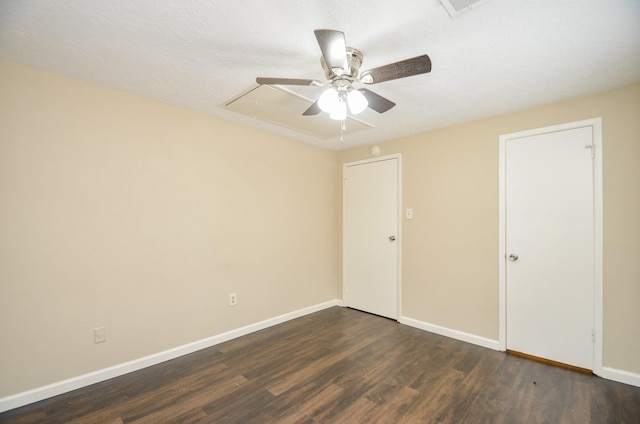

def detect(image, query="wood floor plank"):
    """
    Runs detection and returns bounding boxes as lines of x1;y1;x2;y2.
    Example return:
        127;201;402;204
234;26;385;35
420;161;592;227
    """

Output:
266;334;374;397
275;383;345;423
1;307;639;423
325;396;377;423
363;386;422;423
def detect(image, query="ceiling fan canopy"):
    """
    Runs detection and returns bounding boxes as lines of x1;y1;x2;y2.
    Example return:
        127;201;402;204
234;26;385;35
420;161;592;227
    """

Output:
256;29;432;120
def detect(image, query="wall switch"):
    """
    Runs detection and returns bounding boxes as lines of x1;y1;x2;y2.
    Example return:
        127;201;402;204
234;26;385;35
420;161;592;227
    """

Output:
94;327;106;344
229;293;237;306
406;208;413;219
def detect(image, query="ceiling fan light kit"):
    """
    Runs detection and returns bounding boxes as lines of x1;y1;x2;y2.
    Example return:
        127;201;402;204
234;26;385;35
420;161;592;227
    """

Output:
256;29;432;123
318;83;369;120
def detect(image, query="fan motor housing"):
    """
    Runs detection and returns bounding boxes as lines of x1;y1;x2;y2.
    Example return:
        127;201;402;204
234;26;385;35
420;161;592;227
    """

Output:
321;47;363;80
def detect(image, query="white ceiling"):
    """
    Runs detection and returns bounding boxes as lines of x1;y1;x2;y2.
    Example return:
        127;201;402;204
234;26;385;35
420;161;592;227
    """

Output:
1;0;639;150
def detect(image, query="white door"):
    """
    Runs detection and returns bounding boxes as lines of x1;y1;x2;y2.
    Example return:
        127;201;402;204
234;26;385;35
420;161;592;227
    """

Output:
505;126;595;370
344;156;399;319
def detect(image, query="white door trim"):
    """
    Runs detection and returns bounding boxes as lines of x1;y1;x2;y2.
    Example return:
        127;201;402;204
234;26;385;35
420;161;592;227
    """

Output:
498;118;603;375
343;154;402;319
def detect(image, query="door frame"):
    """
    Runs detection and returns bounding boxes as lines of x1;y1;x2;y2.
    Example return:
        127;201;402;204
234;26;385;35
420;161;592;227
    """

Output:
343;154;402;319
498;118;603;375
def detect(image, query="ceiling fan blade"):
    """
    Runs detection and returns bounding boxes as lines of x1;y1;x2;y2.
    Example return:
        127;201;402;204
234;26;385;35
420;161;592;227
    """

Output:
302;101;321;116
314;29;349;73
359;88;396;113
360;55;432;84
256;77;321;86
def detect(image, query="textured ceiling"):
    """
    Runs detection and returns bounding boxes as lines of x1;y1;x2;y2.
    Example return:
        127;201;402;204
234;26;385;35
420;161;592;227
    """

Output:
1;0;639;150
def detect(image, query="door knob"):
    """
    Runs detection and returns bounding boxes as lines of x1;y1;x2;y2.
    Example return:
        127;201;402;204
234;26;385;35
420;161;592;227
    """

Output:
509;253;519;261
389;235;396;241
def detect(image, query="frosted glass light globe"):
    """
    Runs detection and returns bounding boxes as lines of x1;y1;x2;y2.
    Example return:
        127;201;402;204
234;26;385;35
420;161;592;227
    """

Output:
347;89;368;114
318;88;339;113
329;99;347;120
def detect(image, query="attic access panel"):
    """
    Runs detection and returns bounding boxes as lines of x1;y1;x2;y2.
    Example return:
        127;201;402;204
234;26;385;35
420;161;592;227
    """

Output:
224;84;374;139
440;0;491;17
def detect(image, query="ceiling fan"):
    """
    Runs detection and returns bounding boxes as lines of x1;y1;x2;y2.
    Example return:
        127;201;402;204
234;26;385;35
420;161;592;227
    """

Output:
256;29;432;121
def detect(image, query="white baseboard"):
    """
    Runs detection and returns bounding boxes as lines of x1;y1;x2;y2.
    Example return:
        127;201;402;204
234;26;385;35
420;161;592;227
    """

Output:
0;299;342;413
399;316;640;388
599;366;640;388
399;316;503;351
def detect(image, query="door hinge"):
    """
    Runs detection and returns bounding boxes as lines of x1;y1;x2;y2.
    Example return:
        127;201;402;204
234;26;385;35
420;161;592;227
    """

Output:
591;329;596;342
585;144;595;159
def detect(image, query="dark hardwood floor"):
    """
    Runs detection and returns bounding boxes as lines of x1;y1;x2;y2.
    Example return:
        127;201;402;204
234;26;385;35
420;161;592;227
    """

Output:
2;307;639;423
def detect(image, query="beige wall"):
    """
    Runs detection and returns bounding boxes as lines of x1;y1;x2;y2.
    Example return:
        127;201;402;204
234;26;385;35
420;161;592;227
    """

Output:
338;83;640;375
1;58;638;400
0;61;340;397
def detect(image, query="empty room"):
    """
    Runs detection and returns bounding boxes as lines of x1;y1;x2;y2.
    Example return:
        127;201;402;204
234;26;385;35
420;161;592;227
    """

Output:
1;0;639;423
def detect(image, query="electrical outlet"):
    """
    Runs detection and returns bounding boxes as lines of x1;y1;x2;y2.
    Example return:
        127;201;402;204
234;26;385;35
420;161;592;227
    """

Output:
94;326;106;344
229;293;237;306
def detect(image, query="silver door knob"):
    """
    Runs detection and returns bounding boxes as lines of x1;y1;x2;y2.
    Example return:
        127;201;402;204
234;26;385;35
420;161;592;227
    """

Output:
389;235;396;241
509;253;519;261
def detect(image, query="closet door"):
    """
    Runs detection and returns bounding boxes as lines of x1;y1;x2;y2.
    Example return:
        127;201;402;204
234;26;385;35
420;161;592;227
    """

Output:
505;126;595;369
344;156;400;319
